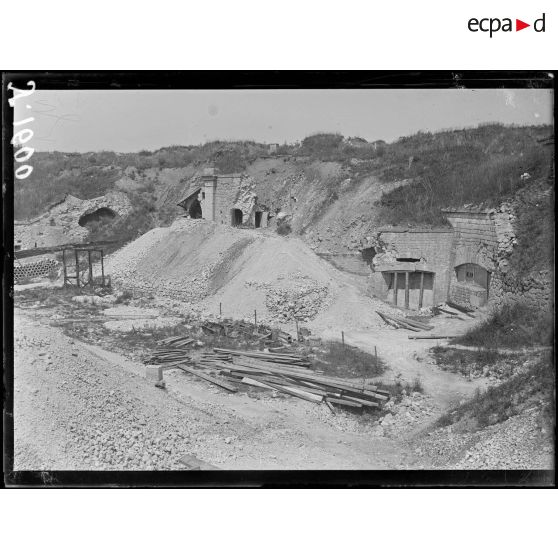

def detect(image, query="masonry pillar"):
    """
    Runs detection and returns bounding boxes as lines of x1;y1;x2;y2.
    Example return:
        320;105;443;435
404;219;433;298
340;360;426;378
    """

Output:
202;167;217;222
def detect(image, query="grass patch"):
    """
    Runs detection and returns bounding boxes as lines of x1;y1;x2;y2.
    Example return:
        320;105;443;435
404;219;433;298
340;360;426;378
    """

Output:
453;302;554;349
307;340;388;380
436;355;554;430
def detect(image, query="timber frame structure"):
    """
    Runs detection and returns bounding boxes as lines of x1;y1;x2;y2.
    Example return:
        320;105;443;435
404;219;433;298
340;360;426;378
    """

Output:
62;248;106;288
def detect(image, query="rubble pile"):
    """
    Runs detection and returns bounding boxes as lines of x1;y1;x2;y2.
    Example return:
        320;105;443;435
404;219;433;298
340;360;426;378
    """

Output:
372;391;437;438
247;273;329;323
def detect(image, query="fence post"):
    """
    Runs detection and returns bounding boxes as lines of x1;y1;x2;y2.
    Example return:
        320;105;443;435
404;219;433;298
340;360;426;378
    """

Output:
254;309;257;328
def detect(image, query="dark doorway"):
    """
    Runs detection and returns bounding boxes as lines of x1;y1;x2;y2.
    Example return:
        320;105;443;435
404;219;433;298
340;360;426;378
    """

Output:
231;208;243;226
255;211;262;228
78;207;117;227
361;247;376;266
188;198;202;219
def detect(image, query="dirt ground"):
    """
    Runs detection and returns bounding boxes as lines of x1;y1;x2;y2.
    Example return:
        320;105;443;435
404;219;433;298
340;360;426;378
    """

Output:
13;310;421;470
12;282;551;471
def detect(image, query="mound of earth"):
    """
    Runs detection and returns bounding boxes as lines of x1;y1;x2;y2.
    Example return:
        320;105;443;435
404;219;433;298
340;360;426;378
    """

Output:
105;218;390;334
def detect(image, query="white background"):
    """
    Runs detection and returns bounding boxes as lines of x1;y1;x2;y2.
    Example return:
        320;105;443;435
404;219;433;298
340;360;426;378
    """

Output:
1;0;556;68
2;0;555;555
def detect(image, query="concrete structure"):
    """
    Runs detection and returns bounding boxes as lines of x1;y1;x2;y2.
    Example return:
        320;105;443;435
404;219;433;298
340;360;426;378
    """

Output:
177;168;269;229
369;228;455;309
367;207;513;310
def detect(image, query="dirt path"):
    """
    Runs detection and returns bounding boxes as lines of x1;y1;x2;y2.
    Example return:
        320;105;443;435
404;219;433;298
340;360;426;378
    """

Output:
14;310;419;470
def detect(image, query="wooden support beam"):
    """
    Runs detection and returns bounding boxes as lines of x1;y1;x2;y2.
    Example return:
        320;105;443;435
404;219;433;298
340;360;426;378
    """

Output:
404;271;410;309
100;250;105;287
74;249;80;288
418;271;424;308
88;250;93;288
62;249;68;286
393;272;398;306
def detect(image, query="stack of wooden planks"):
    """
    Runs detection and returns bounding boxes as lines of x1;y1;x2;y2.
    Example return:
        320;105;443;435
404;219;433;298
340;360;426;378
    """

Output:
144;335;195;366
176;347;389;412
376;311;434;332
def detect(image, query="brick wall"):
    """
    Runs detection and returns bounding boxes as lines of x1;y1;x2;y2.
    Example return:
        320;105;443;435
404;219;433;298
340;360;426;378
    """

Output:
444;211;498;271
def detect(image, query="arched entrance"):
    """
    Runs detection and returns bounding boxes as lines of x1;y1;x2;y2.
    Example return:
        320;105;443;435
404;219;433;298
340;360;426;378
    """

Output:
231;208;243;226
78;207;117;227
453;263;490;307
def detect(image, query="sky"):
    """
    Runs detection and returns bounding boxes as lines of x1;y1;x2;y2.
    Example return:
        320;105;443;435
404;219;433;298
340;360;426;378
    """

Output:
15;88;553;153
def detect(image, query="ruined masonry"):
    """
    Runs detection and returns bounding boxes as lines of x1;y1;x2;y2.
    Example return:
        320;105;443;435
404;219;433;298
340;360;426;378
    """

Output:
14;191;132;251
177;168;269;228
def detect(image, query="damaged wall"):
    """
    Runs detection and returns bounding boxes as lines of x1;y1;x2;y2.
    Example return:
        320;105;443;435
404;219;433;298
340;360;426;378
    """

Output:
183;169;269;228
14;192;132;250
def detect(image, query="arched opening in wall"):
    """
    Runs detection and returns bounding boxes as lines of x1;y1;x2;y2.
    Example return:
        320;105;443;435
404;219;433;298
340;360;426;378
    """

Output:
188;198;202;219
453;263;490;307
78;207;117;227
255;211;262;228
231;208;243;227
361;247;376;266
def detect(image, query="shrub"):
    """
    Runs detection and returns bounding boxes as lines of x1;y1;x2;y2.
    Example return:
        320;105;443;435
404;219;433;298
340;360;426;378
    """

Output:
277;222;292;236
453;302;553;349
437;355;554;429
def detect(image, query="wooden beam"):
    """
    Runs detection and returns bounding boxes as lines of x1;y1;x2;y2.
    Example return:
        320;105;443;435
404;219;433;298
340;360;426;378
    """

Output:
418;271;424;308
74;249;80;288
177;364;238;392
404;271;410;309
393;272;398;306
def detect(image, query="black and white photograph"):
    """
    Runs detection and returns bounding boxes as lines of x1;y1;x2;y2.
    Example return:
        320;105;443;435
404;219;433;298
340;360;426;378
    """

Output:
3;73;555;484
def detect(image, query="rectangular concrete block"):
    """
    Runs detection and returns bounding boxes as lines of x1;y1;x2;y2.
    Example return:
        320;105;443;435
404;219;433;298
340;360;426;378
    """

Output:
146;365;163;381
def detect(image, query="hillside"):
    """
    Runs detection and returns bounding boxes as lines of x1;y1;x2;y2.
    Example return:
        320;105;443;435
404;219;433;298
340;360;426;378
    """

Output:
15;124;553;253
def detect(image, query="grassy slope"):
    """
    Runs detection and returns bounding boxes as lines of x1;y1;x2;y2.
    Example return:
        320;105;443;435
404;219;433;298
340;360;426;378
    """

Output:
15;125;553;245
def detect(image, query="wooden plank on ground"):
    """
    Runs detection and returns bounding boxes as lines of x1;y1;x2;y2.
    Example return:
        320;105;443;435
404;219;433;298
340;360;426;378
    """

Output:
326;397;362;408
242;376;322;403
177;364;238;392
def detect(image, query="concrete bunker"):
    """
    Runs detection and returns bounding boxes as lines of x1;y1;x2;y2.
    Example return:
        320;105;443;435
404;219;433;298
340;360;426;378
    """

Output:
78;207;117;227
368;228;455;309
177;168;270;229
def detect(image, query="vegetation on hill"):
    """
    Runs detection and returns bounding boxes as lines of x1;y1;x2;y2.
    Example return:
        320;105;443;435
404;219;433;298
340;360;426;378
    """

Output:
451;302;553;349
374;124;552;226
436;354;554;431
14;125;553;245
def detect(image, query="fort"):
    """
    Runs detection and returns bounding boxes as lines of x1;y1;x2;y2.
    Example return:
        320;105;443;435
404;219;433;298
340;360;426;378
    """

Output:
177;168;270;229
367;206;517;310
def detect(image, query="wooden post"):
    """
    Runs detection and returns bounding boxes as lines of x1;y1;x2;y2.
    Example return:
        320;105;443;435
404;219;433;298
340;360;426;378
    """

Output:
74;249;80;288
62;249;68;286
220;302;222;316
88;250;93;289
418;271;424;308
342;331;345;348
254;309;257;328
393;272;398;306
100;250;105;287
295;319;299;341
404;271;410;309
